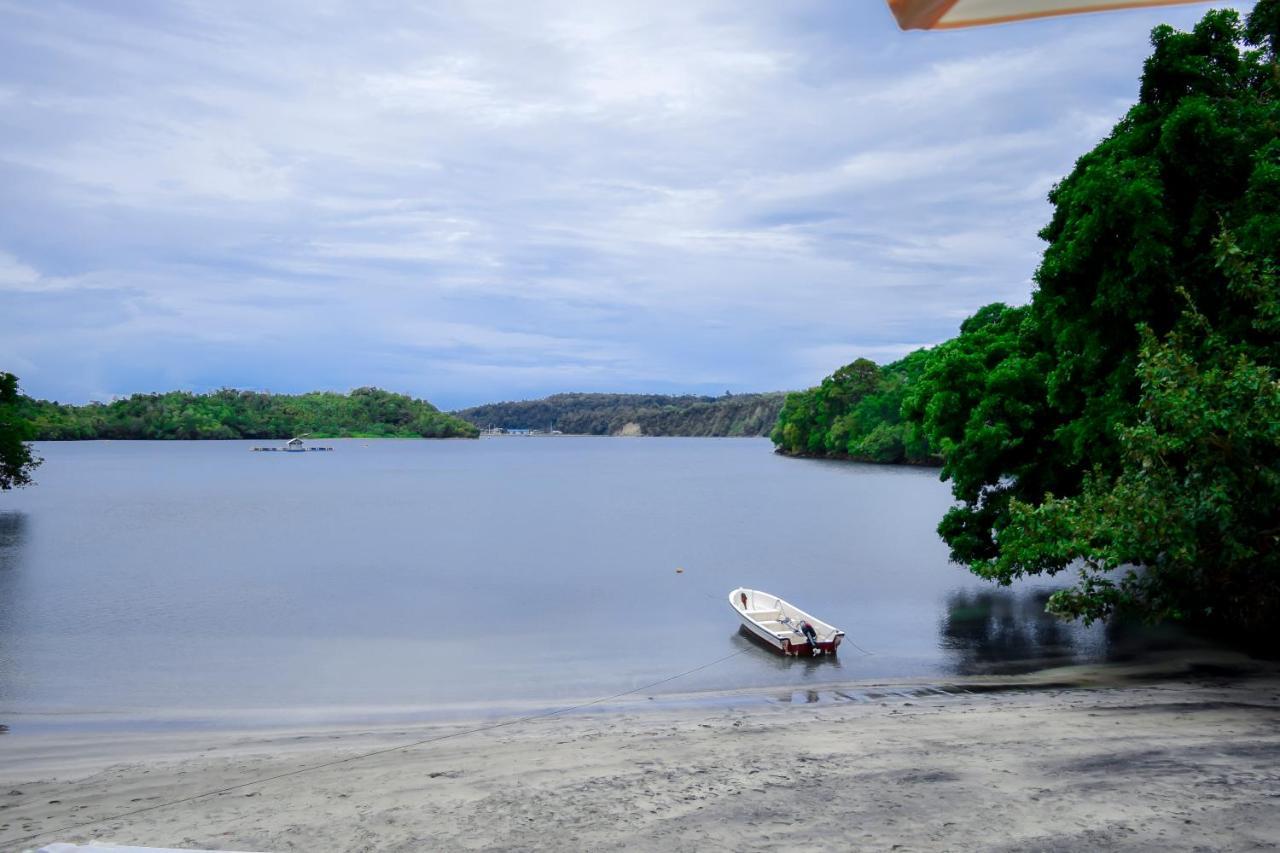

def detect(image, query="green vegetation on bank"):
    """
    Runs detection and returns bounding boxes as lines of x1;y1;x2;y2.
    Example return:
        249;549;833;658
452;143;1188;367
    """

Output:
455;392;786;437
0;372;41;489
770;353;935;464
776;5;1280;638
19;387;479;440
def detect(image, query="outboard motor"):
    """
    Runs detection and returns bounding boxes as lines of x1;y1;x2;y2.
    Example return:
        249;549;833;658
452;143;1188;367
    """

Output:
799;621;819;652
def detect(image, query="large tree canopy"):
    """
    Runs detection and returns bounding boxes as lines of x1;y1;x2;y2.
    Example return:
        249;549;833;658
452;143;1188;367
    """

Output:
0;372;41;490
997;241;1279;630
905;3;1280;633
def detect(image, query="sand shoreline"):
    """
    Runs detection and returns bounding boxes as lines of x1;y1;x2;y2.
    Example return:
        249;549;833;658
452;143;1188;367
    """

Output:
2;646;1252;740
4;657;1279;852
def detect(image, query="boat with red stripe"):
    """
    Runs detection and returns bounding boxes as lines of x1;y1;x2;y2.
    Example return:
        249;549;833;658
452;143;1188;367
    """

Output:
730;587;844;656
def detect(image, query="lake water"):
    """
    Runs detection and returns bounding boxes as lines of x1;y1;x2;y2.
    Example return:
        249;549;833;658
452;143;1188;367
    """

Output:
0;438;1136;731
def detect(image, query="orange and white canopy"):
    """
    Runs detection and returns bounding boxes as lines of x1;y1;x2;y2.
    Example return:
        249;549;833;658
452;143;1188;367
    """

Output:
888;0;1209;30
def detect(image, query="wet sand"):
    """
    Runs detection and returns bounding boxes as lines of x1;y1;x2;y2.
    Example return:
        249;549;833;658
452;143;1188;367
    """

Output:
4;664;1280;852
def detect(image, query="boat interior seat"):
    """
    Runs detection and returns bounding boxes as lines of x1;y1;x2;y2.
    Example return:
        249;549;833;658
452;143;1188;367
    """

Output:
745;608;783;620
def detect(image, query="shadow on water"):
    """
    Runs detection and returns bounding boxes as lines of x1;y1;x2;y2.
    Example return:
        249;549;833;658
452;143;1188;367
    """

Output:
0;512;29;725
0;511;25;564
940;587;1096;675
940;586;1215;676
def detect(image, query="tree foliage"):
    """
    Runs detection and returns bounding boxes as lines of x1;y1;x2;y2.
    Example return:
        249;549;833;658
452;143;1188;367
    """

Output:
902;4;1280;632
0;372;42;489
771;352;936;464
994;242;1280;630
456;392;786;437
20;387;479;440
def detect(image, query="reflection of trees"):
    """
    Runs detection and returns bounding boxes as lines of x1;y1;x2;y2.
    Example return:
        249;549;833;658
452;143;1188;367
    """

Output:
940;588;1080;675
0;512;28;701
0;512;26;578
0;512;28;624
0;513;29;700
1101;611;1203;660
0;512;26;561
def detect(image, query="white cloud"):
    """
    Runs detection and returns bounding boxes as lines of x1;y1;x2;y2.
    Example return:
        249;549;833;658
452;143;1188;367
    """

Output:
0;251;40;290
795;341;940;380
0;0;1253;405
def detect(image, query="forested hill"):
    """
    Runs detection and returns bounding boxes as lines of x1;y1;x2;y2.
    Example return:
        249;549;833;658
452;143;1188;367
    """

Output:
454;392;786;436
20;387;479;440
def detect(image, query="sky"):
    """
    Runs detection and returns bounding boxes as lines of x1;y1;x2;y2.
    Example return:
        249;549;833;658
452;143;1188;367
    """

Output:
0;0;1255;409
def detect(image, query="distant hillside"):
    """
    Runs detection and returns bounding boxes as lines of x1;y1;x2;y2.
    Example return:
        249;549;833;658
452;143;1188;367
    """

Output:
455;392;786;437
22;387;479;440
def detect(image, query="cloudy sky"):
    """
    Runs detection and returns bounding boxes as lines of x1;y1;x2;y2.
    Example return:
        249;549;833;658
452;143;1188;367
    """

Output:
0;0;1253;408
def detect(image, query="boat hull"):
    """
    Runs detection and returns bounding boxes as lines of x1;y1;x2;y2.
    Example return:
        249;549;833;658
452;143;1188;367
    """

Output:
739;623;841;656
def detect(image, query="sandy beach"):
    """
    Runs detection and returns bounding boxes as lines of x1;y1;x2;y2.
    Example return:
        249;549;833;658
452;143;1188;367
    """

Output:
4;660;1279;852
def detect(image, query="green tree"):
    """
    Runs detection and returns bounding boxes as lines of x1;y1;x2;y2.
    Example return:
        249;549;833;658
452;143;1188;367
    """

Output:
0;372;41;489
996;244;1279;633
18;387;480;441
901;303;1058;562
772;352;937;465
905;3;1280;631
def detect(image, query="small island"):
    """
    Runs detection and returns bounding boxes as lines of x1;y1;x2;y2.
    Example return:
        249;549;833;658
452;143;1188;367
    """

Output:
15;386;479;441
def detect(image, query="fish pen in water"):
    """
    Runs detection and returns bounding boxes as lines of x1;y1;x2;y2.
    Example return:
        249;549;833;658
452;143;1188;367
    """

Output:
253;436;333;452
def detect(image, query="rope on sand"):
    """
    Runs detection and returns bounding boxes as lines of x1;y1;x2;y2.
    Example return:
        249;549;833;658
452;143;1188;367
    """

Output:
2;648;751;849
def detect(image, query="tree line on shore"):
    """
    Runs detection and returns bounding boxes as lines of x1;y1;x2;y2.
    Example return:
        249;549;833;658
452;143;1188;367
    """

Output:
454;392;786;437
9;387;479;441
770;351;935;464
775;5;1279;639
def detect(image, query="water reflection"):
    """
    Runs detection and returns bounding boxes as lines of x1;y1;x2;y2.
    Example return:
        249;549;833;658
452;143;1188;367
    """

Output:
1101;613;1205;661
940;587;1094;675
0;512;30;706
0;511;25;564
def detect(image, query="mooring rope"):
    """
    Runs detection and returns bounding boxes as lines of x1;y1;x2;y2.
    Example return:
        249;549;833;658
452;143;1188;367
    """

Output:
3;647;751;849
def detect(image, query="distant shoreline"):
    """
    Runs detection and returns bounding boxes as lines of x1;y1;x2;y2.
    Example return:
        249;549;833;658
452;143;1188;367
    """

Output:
26;433;773;442
27;435;481;442
454;391;786;438
774;446;944;468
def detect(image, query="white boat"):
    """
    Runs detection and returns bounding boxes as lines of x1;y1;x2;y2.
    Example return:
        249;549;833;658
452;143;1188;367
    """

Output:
730;587;845;656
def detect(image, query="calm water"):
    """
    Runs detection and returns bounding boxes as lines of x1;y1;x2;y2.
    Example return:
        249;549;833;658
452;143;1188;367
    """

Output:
0;438;1120;729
